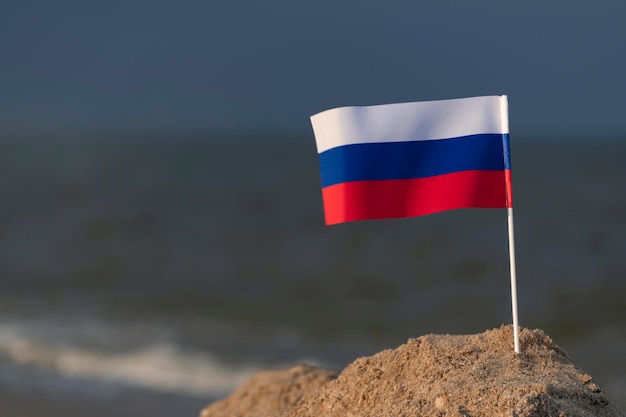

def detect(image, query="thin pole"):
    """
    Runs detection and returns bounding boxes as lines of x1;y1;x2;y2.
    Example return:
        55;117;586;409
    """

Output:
500;95;520;354
507;207;520;353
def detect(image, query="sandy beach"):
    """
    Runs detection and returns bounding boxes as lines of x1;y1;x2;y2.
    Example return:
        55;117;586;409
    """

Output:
0;391;209;417
201;326;625;417
0;392;143;417
0;375;210;417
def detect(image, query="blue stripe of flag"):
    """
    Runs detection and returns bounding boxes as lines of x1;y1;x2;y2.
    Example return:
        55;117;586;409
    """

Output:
319;133;511;188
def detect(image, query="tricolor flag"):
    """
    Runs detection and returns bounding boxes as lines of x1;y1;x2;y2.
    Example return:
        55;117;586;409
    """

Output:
310;95;512;226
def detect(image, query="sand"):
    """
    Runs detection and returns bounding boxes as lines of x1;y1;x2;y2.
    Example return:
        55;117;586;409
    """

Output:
200;326;625;417
0;381;209;417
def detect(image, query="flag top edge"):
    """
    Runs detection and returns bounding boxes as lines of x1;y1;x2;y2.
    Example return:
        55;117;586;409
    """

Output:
310;95;505;119
311;95;509;154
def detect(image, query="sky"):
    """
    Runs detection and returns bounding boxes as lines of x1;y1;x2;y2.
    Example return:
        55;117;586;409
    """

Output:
1;0;625;138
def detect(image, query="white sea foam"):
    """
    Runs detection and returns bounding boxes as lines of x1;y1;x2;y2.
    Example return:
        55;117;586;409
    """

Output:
0;321;261;397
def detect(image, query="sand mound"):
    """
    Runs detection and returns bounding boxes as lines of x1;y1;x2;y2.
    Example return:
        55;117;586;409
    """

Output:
200;326;624;417
199;364;338;417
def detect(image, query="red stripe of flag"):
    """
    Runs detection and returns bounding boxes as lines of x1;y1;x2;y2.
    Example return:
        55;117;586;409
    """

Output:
321;170;511;225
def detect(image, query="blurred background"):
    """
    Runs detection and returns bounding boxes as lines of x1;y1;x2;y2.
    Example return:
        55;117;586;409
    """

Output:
1;1;625;416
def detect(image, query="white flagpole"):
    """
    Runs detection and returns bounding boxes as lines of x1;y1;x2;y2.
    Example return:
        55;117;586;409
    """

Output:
500;95;520;354
507;207;520;353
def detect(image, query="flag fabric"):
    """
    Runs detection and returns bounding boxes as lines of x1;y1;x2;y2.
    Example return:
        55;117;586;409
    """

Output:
310;95;512;225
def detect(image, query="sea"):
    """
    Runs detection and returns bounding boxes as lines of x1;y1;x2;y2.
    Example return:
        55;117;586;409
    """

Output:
0;132;624;415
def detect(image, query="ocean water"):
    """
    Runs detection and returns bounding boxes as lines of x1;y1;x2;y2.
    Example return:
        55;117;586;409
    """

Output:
0;134;624;413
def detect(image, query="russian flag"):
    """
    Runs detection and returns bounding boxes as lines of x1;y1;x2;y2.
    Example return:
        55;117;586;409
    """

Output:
310;95;513;225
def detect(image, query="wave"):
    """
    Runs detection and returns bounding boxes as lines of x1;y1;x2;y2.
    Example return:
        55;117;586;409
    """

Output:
0;321;266;397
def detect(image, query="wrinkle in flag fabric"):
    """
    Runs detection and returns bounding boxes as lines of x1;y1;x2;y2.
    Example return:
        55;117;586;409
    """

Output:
311;96;512;225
